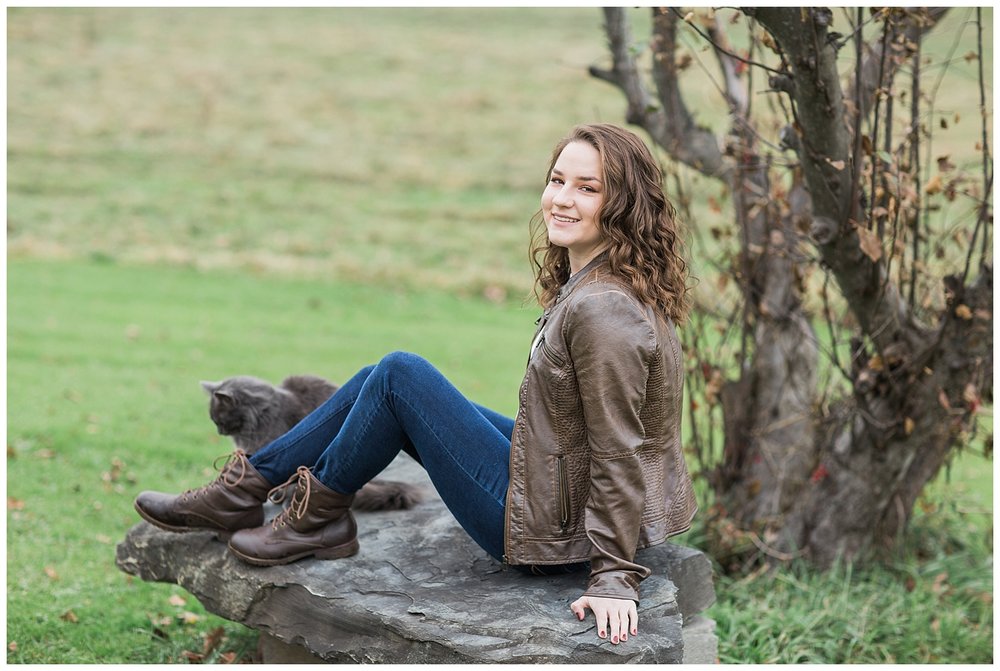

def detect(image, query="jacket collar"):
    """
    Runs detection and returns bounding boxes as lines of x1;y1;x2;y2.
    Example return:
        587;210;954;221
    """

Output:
556;250;609;304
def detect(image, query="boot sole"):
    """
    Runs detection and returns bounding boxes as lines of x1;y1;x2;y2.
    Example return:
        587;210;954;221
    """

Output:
133;500;235;541
227;537;360;567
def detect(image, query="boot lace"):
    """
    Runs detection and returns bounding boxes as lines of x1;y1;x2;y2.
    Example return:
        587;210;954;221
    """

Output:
179;450;251;501
268;466;312;530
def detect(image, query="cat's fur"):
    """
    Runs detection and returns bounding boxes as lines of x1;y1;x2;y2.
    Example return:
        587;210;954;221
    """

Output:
201;374;422;512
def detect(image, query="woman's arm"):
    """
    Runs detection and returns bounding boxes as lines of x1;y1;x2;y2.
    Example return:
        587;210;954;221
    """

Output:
564;288;655;618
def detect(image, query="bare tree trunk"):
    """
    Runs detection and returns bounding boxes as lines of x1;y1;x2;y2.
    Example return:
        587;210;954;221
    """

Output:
593;6;992;569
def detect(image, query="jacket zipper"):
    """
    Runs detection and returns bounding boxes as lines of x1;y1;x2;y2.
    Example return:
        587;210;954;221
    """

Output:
539;335;566;366
505;307;552;568
557;455;570;532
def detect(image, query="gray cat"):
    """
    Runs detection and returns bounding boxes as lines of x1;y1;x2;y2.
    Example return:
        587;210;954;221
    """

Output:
201;375;422;512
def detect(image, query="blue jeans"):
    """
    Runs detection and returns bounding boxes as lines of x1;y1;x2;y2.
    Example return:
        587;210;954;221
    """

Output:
248;351;514;562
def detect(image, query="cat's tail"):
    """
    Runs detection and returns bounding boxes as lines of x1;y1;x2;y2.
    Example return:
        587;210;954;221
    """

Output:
352;478;423;512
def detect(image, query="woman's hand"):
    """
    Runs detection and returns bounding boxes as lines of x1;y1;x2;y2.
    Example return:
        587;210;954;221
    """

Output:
569;595;637;644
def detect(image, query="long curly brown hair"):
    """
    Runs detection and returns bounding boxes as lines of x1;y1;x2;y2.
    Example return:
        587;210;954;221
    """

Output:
530;123;691;325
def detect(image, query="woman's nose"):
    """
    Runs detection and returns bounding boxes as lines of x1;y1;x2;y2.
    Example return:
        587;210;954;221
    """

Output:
553;187;573;208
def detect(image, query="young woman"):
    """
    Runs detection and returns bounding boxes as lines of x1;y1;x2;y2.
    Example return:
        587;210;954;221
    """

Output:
135;123;696;646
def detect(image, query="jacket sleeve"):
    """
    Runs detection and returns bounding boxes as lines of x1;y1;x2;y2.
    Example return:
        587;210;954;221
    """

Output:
564;289;655;603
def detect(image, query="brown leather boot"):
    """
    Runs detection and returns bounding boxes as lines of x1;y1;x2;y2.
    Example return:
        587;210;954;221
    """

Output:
133;450;272;538
227;466;359;566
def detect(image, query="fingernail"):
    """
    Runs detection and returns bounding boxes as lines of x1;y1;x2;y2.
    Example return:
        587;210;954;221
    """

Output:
632;628;637;636
622;634;628;641
611;636;619;644
599;631;606;638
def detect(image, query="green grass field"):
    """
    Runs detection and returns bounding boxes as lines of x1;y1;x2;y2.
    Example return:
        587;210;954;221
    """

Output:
7;7;992;664
6;257;993;663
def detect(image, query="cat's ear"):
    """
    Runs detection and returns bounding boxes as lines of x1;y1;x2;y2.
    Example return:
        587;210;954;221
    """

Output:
200;381;220;395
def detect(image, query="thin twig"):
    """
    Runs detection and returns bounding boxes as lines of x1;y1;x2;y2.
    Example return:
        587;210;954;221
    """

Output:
848;7;865;227
831;6;885;51
908;31;922;309
975;6;993;270
748;531;805;561
868;18;890;237
669;8;785;76
963;173;993;285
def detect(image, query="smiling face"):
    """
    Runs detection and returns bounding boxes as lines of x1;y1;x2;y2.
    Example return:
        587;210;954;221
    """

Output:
541;141;606;274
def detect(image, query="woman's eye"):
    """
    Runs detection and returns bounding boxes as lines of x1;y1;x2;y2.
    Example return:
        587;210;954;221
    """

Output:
550;177;564;185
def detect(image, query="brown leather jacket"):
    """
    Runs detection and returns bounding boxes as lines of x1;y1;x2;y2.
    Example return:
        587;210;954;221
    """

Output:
503;253;697;603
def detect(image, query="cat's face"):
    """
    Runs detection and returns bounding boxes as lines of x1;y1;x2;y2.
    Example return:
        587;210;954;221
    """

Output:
201;377;276;437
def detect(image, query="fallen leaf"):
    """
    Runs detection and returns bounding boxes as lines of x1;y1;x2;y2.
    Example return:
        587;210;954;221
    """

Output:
168;594;186;607
203;626;225;657
904;417;915;435
60;610;79;624
179;611;201;624
856;226;883;262
7;497;25;511
44;566;59;581
868;354;884;372
954;304;973;320
8;642;18;653
95;534;112;545
151;614;173;627
218;651;237;664
826;158;846;171
963;50;978;62
181;650;205;663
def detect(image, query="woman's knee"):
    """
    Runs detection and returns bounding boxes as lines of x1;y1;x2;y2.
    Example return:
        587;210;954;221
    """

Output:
378;351;428;374
374;351;436;391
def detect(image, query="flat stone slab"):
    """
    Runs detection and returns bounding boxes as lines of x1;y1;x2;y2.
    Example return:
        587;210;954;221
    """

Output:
117;456;716;663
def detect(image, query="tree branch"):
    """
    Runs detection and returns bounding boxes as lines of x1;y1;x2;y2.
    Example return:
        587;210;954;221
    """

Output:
751;7;930;354
589;7;667;133
850;8;950;121
590;7;729;181
703;10;748;116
